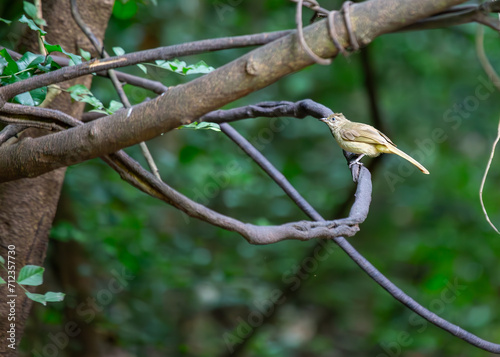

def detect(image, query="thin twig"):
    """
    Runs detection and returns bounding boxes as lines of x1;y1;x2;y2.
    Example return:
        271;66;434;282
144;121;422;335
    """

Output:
476;25;500;234
479;117;500;234
295;0;331;64
34;0;47;56
70;0;162;180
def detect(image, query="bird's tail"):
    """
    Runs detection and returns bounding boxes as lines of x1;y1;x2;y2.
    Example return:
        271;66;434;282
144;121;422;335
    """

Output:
379;145;430;174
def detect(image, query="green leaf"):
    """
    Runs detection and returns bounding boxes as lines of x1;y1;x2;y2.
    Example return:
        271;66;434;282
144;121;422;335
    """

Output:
44;291;65;302
107;100;124;114
23;2;37;18
29;86;48;106
25;292;47;305
23;1;46;26
0;276;5;284
113;46;125;56
137;64;147;74
25;291;63;305
14;91;35;106
19;14;46;35
153;59;215;76
113;0;138;20
67;84;105;111
37;55;61;72
179;121;221;132
44;41;82;66
17;265;44;286
0;18;12;25
16;51;44;71
67;84;91;100
0;48;19;75
0;255;4;264
80;48;91;61
10;73;47;106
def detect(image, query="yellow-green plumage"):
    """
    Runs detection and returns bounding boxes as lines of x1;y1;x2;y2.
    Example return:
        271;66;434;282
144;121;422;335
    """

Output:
321;113;429;174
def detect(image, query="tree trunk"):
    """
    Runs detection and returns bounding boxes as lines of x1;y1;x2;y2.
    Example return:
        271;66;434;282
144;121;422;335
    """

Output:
0;1;113;355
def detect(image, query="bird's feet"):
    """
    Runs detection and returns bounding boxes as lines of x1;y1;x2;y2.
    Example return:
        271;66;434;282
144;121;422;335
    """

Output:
348;154;365;168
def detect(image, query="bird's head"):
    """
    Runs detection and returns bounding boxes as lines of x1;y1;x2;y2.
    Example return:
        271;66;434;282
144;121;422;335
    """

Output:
319;113;346;127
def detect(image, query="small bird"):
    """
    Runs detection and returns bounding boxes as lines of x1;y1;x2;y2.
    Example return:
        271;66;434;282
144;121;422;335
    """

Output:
320;113;429;174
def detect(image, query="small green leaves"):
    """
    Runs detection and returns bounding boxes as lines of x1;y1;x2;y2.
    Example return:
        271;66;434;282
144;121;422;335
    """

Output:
0;49;64;106
155;59;214;75
17;265;44;286
68;84;105;108
0;259;65;305
67;85;123;115
139;59;215;76
25;291;65;306
44;41;82;65
19;14;46;36
179;122;221;132
0;18;12;24
16;51;45;71
23;1;47;26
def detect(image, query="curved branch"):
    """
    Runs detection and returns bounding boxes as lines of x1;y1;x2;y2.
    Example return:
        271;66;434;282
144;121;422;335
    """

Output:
200;99;331;123
107;148;370;244
212;101;500;354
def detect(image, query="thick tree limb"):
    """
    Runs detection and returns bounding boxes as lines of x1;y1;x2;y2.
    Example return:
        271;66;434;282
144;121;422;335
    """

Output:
0;0;467;182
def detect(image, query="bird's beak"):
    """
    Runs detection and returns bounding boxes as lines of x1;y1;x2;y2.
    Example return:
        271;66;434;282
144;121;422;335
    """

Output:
319;117;327;122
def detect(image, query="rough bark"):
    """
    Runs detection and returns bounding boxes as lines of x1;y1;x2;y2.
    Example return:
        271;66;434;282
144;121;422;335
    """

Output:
0;1;113;355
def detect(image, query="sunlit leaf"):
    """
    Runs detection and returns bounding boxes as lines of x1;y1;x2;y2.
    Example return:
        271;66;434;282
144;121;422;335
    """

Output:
25;291;64;306
179;121;220;132
137;63;147;74
107;100;124;114
113;46;125;56
153;59;215;76
80;48;91;61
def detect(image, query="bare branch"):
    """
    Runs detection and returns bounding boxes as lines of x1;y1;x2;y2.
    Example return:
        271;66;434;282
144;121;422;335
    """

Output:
0;30;292;103
401;1;500;32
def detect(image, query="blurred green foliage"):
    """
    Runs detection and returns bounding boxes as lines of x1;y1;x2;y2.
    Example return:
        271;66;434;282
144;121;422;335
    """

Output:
2;0;500;356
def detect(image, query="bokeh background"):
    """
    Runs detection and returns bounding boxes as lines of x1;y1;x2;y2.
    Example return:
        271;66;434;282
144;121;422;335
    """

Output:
2;0;500;356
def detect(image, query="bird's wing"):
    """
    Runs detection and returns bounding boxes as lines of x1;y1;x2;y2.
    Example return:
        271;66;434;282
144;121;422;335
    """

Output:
340;123;394;146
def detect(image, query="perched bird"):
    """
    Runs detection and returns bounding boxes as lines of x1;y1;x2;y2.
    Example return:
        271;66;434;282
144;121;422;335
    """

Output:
320;113;429;174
